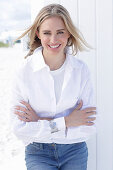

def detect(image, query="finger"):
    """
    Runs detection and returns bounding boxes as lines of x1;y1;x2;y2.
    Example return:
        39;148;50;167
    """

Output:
83;107;96;112
15;106;30;115
75;100;83;110
14;110;30;119
86;111;96;117
20;101;33;111
85;122;94;126
18;116;30;122
86;117;96;122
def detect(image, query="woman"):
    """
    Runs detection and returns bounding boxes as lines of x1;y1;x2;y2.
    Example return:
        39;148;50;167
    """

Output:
11;4;96;170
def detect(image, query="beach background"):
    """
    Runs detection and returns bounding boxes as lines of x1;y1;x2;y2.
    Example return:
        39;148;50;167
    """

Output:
0;44;27;170
0;0;32;169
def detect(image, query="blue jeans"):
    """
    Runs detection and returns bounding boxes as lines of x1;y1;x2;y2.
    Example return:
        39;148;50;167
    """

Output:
25;142;88;170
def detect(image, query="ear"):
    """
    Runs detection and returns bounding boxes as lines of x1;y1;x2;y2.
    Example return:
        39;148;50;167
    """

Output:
68;33;71;39
36;30;40;39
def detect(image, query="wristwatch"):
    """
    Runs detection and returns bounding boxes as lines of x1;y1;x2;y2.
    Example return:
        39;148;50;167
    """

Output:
49;120;59;133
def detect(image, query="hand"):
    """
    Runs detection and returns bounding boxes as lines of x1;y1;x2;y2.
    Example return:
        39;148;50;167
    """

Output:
65;100;96;127
14;101;53;122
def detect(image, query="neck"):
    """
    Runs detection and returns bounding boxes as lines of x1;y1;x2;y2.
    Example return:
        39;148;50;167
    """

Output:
42;50;66;71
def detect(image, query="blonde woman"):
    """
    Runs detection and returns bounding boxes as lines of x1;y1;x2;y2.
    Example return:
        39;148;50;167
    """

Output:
11;4;96;170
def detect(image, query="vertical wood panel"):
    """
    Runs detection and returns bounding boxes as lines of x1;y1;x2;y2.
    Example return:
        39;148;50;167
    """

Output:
77;1;97;170
96;0;113;169
78;0;96;79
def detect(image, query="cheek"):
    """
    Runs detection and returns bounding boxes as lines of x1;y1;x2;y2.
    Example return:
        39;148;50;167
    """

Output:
61;36;69;43
41;37;49;45
59;34;69;41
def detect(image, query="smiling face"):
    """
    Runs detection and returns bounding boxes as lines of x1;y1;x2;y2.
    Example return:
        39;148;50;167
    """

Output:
37;16;70;57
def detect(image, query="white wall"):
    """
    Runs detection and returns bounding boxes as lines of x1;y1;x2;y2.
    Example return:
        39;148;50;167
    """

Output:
96;0;113;170
30;0;113;169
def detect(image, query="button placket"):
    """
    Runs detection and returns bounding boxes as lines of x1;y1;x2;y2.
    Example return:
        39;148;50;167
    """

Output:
49;74;56;114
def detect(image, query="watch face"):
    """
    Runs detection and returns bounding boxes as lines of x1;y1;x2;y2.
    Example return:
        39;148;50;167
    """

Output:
49;121;59;133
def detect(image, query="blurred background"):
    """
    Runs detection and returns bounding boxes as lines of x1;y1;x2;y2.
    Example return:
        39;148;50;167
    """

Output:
0;0;113;170
0;0;31;169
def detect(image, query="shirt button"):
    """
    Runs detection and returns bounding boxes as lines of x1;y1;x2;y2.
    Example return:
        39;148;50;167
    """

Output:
51;143;55;147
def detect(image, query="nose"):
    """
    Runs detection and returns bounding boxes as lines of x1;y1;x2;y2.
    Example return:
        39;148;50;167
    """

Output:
50;34;58;44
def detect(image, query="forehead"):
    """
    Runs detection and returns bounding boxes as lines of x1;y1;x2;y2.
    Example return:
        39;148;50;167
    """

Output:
39;16;66;30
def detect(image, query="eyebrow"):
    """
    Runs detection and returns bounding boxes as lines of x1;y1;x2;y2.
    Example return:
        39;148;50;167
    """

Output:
42;29;65;32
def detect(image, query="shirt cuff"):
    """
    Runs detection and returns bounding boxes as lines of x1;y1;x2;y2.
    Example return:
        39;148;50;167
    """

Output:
49;117;65;134
49;117;66;139
54;117;66;131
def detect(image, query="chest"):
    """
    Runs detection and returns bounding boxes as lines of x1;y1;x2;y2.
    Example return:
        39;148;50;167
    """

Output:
25;69;81;114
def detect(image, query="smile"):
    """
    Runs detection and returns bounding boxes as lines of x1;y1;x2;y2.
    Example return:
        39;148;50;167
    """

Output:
48;44;61;49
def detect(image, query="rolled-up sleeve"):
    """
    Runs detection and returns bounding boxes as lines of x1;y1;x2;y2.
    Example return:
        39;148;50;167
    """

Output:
10;68;52;145
66;63;97;139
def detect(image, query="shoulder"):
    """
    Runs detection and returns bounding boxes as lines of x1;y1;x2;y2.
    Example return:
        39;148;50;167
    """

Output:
67;54;91;82
69;54;90;73
13;53;34;82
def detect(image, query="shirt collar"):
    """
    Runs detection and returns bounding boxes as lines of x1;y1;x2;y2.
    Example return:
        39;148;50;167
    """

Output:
31;46;49;72
31;46;79;72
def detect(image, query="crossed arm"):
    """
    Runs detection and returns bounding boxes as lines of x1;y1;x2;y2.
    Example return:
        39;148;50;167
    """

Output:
14;100;96;128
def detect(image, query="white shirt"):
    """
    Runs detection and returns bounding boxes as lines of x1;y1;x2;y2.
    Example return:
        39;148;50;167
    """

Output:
10;46;96;146
50;61;65;104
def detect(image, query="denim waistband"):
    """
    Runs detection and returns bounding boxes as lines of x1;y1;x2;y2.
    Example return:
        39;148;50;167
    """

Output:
26;141;86;150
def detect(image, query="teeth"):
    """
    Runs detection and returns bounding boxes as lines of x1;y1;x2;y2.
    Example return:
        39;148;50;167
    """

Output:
49;45;60;48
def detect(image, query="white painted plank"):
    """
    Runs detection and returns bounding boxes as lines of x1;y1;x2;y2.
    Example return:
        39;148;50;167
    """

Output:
78;0;96;77
77;1;97;170
96;0;113;169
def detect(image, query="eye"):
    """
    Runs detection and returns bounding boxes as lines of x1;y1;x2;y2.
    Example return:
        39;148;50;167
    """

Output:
43;32;51;35
57;31;64;34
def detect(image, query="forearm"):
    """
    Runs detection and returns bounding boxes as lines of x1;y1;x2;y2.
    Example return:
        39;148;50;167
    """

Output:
11;116;51;140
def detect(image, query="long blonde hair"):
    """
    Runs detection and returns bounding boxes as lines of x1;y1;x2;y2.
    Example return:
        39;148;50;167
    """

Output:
16;4;91;58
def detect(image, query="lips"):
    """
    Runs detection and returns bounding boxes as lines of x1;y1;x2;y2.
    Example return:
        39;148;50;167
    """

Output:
48;44;61;48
